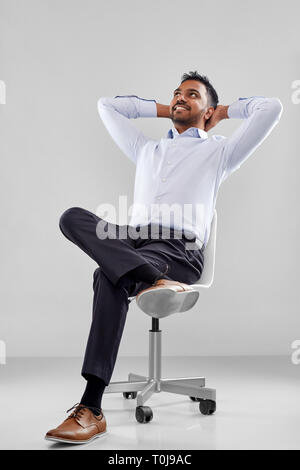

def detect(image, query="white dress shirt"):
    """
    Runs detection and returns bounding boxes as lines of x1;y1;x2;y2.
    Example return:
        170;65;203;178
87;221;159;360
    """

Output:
97;94;283;249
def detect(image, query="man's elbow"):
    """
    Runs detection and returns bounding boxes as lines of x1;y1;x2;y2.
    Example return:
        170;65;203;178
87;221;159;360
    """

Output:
257;97;283;126
269;97;283;120
97;97;110;111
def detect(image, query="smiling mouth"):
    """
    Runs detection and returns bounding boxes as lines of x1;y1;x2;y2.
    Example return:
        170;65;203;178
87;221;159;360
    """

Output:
174;106;189;111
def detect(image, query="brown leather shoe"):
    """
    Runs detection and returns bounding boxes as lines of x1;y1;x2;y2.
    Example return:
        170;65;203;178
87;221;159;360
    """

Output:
136;278;199;317
45;403;108;444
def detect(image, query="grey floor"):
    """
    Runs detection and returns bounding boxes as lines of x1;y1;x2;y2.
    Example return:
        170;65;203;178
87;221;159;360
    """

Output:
1;356;300;450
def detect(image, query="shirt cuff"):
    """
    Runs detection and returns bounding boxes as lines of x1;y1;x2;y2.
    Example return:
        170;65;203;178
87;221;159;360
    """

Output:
227;96;265;119
138;97;157;118
114;95;157;118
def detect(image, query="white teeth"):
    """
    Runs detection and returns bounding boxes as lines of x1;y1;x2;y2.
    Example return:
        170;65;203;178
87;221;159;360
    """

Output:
175;106;187;110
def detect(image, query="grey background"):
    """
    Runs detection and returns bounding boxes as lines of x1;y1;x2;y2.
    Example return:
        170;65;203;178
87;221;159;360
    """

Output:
0;0;299;357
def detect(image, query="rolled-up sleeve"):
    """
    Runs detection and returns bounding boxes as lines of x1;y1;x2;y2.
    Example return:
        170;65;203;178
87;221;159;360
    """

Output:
97;95;157;164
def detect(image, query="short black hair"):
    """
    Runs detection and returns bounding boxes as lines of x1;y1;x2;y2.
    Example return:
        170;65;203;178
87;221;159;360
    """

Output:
180;71;219;109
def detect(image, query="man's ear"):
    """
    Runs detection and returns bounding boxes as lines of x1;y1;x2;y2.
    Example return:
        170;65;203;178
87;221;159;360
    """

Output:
204;106;215;121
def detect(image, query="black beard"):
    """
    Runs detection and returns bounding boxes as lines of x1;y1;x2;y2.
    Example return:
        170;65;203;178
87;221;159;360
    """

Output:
171;108;205;126
171;115;191;125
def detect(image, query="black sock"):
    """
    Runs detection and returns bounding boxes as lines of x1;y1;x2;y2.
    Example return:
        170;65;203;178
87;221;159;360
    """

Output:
80;374;107;415
126;263;169;285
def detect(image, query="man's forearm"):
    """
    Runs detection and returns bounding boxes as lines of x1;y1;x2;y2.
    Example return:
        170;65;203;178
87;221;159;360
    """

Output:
156;103;170;118
219;105;229;119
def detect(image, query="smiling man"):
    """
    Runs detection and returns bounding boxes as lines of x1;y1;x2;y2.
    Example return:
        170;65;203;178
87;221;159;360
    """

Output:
164;78;219;132
45;71;282;444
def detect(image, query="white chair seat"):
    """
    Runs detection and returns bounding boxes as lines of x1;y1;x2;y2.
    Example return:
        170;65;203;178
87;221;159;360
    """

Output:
129;209;217;316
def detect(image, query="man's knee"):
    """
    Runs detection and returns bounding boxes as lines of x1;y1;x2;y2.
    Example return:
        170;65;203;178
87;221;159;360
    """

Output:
59;207;84;234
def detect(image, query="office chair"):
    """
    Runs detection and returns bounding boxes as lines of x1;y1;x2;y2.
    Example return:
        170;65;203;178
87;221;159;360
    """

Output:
104;209;217;423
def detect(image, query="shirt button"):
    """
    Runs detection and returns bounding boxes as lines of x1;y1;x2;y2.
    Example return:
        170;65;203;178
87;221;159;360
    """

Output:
156;196;161;200
161;177;166;182
167;160;171;164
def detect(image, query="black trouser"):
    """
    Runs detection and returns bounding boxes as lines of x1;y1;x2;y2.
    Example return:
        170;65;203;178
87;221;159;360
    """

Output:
59;207;205;385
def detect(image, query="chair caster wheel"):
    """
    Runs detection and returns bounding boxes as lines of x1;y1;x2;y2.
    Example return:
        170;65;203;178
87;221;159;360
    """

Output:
123;392;137;399
199;399;216;415
135;406;153;423
189;396;201;402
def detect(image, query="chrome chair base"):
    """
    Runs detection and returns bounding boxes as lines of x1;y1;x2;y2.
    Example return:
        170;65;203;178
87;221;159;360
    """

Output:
105;373;216;407
104;326;216;408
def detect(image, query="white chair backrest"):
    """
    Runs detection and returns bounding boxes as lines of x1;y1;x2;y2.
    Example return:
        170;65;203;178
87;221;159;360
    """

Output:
194;209;217;287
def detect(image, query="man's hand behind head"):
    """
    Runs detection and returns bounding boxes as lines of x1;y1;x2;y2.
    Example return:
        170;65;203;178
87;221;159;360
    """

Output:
204;105;229;132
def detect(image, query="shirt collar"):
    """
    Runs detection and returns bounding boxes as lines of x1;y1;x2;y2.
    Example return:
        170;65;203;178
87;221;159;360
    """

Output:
167;126;208;140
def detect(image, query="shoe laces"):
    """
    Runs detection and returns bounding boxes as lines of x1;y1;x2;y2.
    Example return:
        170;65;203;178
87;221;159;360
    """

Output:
66;402;102;420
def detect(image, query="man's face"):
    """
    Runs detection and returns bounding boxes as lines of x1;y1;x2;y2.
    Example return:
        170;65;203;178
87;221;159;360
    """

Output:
170;80;210;127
